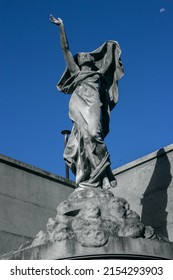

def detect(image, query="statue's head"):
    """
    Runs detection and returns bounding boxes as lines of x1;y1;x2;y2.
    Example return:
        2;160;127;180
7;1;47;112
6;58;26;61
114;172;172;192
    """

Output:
77;52;95;66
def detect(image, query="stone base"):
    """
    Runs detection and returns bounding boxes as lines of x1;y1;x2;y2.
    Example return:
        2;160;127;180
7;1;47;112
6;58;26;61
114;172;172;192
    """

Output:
1;186;172;260
1;237;173;259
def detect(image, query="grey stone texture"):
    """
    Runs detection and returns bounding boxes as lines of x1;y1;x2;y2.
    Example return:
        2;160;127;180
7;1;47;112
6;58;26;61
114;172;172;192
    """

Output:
1;237;173;260
0;144;173;256
0;154;74;255
29;187;165;251
112;144;173;241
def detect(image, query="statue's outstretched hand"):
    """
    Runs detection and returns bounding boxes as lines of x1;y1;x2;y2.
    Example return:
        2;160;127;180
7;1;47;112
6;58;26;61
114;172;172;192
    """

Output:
49;15;63;26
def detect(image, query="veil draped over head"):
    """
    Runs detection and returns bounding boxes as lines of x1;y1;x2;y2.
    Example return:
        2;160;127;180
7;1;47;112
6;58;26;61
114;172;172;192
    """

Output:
57;40;124;111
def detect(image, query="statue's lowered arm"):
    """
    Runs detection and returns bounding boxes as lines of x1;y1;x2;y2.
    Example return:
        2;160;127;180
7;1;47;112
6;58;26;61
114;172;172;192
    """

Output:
49;15;79;74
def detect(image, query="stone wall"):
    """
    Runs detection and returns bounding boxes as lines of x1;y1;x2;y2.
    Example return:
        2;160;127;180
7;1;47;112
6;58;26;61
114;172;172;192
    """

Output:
0;144;173;255
112;144;173;241
0;154;75;255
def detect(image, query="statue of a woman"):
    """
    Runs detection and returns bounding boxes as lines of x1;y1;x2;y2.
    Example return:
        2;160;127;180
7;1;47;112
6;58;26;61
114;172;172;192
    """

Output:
50;16;124;189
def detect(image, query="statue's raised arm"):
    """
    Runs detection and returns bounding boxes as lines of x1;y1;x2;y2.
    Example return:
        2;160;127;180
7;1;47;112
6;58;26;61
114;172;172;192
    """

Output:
49;15;79;74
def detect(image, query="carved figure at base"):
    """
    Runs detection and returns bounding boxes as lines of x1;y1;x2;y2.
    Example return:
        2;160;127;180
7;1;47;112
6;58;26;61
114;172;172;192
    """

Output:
50;15;124;189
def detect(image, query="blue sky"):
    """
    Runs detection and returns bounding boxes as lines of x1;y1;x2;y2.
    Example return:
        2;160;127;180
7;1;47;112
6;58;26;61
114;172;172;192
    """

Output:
0;0;173;179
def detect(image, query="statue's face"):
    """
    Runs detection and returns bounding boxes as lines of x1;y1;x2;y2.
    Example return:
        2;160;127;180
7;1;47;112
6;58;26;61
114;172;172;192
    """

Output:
77;53;95;66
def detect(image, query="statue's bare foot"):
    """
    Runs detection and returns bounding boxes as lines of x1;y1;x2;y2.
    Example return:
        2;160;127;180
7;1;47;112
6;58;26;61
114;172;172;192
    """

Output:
102;176;111;189
110;178;117;188
106;167;117;188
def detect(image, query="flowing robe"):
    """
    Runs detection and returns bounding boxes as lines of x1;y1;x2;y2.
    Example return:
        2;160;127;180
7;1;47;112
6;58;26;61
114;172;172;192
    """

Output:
57;41;124;187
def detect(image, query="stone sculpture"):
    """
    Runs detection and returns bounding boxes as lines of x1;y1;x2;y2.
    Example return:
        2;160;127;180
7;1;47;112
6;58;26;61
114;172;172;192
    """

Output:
50;15;124;189
27;17;167;251
32;187;165;248
2;18;169;259
32;17;166;250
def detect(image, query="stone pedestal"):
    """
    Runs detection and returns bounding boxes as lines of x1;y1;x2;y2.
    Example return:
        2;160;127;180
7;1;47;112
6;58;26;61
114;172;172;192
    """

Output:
1;186;173;260
1;237;173;259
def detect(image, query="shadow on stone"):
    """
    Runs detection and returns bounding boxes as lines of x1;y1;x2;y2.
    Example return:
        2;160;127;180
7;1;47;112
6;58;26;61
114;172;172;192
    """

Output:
141;148;172;238
1;185;173;260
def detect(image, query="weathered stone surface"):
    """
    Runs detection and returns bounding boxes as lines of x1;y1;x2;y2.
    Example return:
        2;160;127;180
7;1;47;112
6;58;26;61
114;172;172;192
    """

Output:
1;237;173;260
112;145;173;241
28;186;167;249
1;179;172;260
1;145;173;256
0;154;74;255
